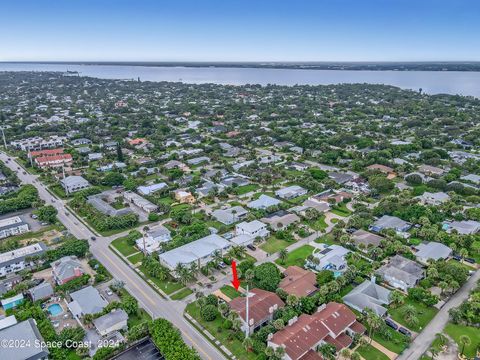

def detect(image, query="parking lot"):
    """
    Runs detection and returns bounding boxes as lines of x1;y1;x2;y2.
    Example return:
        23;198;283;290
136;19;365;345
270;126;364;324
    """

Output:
113;338;164;360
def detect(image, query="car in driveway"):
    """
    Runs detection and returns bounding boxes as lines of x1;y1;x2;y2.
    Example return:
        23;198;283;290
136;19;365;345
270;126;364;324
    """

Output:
247;244;256;251
385;318;398;330
399;327;412;337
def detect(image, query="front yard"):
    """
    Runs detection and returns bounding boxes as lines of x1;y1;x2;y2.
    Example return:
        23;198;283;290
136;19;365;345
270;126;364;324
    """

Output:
357;344;390;360
220;285;241;299
260;235;294;254
444;323;480;358
138;264;185;295
185;302;257;360
388;299;438;332
275;245;314;267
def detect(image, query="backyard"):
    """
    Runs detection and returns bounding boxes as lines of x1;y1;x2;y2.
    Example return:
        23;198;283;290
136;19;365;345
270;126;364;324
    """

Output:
356;344;390;360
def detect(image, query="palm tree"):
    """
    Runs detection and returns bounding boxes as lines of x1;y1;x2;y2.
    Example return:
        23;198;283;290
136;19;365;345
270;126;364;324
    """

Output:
274;346;285;359
389;290;406;308
403;304;418;326
365;309;383;343
142;225;150;254
340;348;351;360
459;334;471;355
459;248;468;261
242;337;253;352
212;250;223;266
279;248;288;264
218;302;229;318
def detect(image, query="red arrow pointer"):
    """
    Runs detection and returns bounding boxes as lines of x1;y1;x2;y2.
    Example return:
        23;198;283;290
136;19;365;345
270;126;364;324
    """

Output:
231;261;240;290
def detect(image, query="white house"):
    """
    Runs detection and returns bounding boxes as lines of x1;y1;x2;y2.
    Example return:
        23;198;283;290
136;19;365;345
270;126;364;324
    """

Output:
0;216;30;239
235;220;270;239
275;185;307;199
61;176;90;194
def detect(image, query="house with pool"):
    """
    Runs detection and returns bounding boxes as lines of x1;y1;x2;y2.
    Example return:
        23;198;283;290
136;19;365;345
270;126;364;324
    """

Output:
305;244;350;275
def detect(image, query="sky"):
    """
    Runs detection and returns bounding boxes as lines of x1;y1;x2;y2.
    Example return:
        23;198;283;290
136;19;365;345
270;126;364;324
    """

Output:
1;0;479;62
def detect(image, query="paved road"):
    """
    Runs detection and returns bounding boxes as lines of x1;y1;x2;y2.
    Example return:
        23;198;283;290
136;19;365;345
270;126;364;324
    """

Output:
397;268;480;360
0;152;226;360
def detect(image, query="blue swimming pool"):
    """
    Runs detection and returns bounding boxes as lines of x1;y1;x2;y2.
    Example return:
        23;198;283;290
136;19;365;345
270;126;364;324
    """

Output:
48;303;63;316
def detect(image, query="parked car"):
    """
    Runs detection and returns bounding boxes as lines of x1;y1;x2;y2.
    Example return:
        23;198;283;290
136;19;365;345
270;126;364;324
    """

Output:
399;327;412;337
465;257;475;264
106;289;113;296
385;318;398;330
218;262;227;269
247;244;256;251
452;255;462;261
91;236;97;241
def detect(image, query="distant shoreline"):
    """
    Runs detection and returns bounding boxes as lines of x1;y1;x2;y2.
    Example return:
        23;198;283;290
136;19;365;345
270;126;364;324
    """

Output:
2;61;480;72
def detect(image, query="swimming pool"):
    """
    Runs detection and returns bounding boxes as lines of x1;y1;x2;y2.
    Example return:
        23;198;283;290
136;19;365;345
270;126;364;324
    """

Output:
48;303;63;316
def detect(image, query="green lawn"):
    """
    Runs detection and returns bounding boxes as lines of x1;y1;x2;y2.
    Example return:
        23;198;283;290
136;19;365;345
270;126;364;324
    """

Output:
260;235;294;254
357;344;390;360
185;302;257;360
234;184;259;195
127;308;152;327
315;234;336;245
275;245;314;267
220;285;241;299
170;287;194;300
111;236;138;257
157;196;175;205
127;252;144;265
388;299;438;332
444;323;480;358
138;265;185;295
331;203;351;217
307;215;328;231
369;326;410;354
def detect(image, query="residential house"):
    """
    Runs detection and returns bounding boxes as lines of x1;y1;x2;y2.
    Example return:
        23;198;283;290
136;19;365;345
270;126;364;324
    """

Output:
247;194;281;210
279;266;317;298
174;190;195;204
135;225;171;254
235;220;270;239
416;192;450;206
137;182;168;196
369;215;411;233
229;288;284;335
350;230;383;250
443;220;480;235
51;256;84;285
0;243;47;277
68;286;108;317
158;234;231;271
0;319;49;360
376;255;424;292
123;191;158;213
35;153;73;169
261;211;300;231
414;242;452;264
418;164;445;177
305;244;350;274
275;185;307;200
268;302;365;360
61;175;90;194
93;309;128;336
343;278;391;317
367;164;396;178
1;294;25;310
0;216;29;239
28;282;54;302
212;206;248;225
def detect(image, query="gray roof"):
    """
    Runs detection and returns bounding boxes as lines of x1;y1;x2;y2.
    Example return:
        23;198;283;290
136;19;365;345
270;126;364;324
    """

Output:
445;220;480;235
0;319;49;360
51;256;84;282
159;234;230;269
415;242;452;262
247;194;281;209
351;229;383;247
28;282;54;301
376;255;424;288
371;215;409;231
93;309;128;334
343;279;391;317
61;175;89;188
69;286;108;315
0;242;48;269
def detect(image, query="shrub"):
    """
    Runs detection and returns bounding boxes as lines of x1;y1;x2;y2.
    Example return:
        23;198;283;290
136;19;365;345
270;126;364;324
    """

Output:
200;304;218;322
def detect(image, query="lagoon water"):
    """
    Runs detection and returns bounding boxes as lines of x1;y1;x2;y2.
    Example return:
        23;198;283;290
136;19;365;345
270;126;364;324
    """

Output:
1;63;480;98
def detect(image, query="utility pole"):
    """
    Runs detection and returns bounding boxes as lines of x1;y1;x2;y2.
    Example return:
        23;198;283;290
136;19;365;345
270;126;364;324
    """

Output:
245;284;250;338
